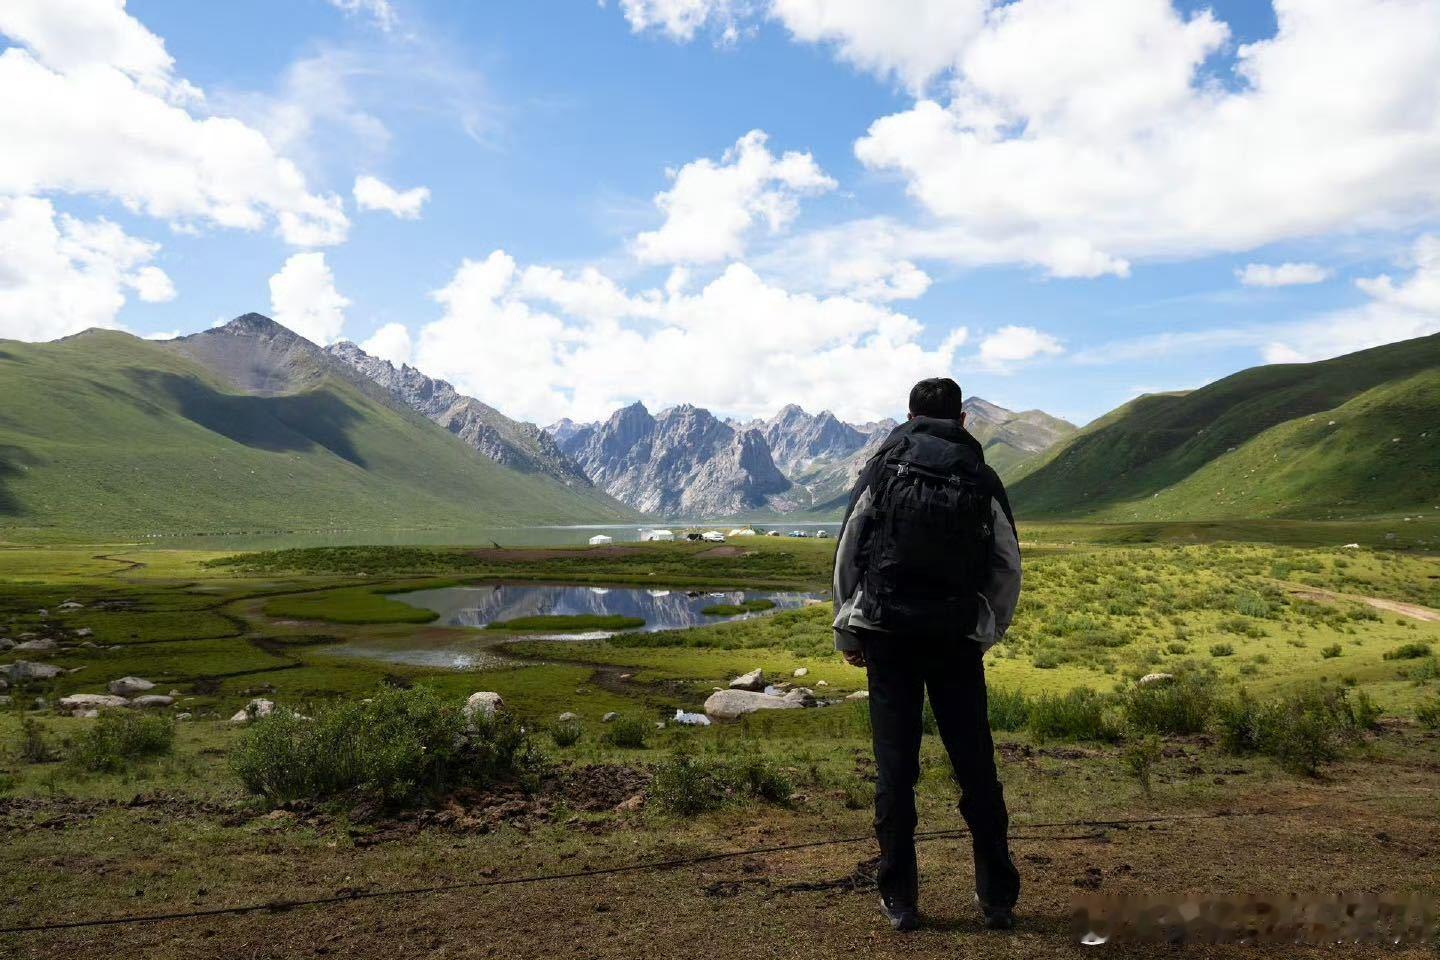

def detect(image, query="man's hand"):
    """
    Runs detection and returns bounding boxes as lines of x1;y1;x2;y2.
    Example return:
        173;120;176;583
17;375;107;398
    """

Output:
842;649;866;668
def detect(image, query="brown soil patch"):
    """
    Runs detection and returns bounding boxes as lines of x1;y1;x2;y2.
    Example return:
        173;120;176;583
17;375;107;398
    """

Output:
1286;586;1440;622
695;546;750;559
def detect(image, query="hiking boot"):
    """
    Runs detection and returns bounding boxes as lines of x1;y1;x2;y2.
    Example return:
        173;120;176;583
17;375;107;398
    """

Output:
879;895;920;932
976;894;1015;930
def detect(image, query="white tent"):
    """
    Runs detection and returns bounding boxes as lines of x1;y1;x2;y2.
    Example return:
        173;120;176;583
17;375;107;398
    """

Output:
702;531;725;542
640;529;675;542
588;534;614;545
728;528;757;537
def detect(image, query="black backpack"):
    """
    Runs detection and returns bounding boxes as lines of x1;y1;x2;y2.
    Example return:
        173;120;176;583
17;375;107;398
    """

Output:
855;431;995;633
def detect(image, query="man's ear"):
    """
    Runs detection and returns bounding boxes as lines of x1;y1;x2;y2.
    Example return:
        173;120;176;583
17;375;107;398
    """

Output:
959;411;967;427
906;412;915;421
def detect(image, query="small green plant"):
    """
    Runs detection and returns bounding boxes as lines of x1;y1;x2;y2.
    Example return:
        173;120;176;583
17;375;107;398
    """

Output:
1320;644;1342;659
230;687;540;805
1123;736;1163;797
1165;642;1189;655
649;751;792;814
1416;698;1440;730
1027;688;1120;742
549;719;583;748
18;718;56;763
701;599;776;616
1383;642;1433;661
604;715;650;749
987;687;1030;732
1209;643;1235;658
69;712;174;773
842;779;873;810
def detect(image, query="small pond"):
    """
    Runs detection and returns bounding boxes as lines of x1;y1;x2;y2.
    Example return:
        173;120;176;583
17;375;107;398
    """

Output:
391;583;821;634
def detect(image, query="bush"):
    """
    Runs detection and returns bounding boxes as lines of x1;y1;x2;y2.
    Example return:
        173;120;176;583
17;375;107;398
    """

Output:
842;779;873;810
69;712;174;773
1320;643;1342;659
17;718;55;764
229;687;540;805
649;752;792;815
1216;685;1371;776
988;687;1031;732
604;715;650;749
1027;688;1120;742
550;720;583;748
1121;673;1215;735
1417;699;1440;730
1383;642;1433;661
1123;736;1162;796
1209;643;1235;658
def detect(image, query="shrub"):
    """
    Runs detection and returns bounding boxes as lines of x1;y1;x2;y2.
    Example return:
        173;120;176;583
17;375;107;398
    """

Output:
1027;688;1120;742
1121;674;1215;736
1123;736;1162;797
550;720;583;748
842;779;873;810
1216;685;1370;776
987;687;1031;732
604;715;650;749
69;712;174;773
1209;643;1235;658
1417;699;1440;730
17;718;55;764
649;752;793;815
1383;642;1433;661
1320;644;1342;659
229;687;539;805
1165;642;1189;655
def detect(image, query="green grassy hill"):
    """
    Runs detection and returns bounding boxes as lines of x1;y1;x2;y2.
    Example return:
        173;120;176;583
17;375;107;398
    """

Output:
1011;333;1440;520
0;328;634;538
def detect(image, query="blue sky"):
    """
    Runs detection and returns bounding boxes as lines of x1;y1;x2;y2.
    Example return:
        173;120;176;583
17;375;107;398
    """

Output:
3;0;1438;428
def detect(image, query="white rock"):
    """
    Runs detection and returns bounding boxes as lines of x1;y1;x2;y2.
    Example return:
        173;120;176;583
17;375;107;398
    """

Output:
463;691;505;721
729;668;765;691
703;689;802;720
792;667;809;678
175;712;192;721
131;695;175;709
15;638;58;654
74;628;93;639
1;661;64;682
558;711;580;722
816;680;828;687
0;696;10;706
673;709;711;726
229;698;275;725
58;693;129;711
1342;543;1361;549
1138;673;1175;686
783;687;817;706
602;711;619;723
58;601;84;610
108;676;155;697
75;709;98;719
845;689;870;701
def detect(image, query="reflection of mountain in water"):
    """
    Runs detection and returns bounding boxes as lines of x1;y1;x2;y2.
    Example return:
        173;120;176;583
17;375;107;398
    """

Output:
394;584;814;631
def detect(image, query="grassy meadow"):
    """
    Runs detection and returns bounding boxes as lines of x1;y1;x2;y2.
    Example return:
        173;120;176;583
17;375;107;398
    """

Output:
2;528;1438;956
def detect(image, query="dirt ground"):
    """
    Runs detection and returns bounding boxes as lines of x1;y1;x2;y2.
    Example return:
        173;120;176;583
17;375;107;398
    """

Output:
5;753;1437;960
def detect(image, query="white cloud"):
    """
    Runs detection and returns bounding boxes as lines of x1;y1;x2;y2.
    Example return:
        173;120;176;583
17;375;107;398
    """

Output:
1261;234;1440;363
0;2;348;246
361;321;413;365
0;195;175;341
633;130;835;264
327;0;398;31
353;175;430;219
1237;262;1331;287
408;249;969;423
977;325;1063;371
614;0;743;42
268;252;351;345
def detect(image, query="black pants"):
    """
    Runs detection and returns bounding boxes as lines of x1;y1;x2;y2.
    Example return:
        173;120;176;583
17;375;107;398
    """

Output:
861;631;1020;911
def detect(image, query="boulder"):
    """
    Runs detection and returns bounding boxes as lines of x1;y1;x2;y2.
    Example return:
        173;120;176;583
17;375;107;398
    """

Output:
1138;673;1175;686
558;711;580;722
1;661;64;683
602;711;619;723
729;668;765;691
131;695;175;709
0;677;7;692
75;709;98;719
845;689;869;701
15;638;58;654
58;693;129;712
703;689;802;720
793;667;809;678
0;638;14;651
463;691;505;722
816;680;828;687
783;687;817;706
108;677;155;697
229;698;275;724
175;712;193;721
75;628;94;639
672;709;711;726
58;601;84;611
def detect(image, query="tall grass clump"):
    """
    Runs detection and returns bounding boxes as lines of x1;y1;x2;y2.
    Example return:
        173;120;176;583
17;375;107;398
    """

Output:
1026;688;1120;742
987;687;1031;732
1417;698;1440;730
69;712;174;773
1383;642;1433;661
1216;685;1376;776
1120;672;1215;735
229;687;539;805
603;715;651;749
649;751;792;815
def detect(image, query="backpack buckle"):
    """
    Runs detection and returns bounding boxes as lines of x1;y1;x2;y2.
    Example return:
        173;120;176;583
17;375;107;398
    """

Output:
895;462;910;477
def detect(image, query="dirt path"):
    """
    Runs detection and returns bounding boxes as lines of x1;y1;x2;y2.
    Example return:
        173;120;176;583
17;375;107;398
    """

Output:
1285;585;1440;622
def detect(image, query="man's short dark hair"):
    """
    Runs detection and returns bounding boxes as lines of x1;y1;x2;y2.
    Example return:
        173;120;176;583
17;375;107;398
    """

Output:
908;377;964;419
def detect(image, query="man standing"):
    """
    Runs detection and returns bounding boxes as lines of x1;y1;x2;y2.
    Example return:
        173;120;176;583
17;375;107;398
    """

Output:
832;377;1022;932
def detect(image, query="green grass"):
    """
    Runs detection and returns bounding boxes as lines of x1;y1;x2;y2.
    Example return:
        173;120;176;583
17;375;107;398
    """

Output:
1012;332;1440;522
264;585;441;624
0;329;633;540
486;614;646;632
700;599;776;616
